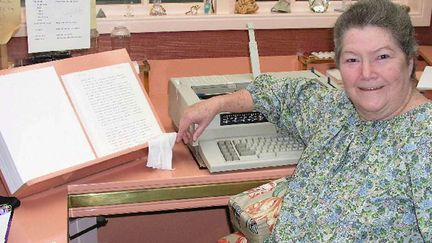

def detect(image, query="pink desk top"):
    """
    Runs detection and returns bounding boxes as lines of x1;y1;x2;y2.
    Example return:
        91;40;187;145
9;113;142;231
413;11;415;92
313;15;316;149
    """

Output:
7;56;299;243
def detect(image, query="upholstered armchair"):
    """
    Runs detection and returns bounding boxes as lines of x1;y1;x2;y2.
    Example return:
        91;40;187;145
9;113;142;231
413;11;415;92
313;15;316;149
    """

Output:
218;177;290;243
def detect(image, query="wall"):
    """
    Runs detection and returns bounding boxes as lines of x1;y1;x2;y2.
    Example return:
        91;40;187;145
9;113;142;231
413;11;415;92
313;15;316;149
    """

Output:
6;13;432;62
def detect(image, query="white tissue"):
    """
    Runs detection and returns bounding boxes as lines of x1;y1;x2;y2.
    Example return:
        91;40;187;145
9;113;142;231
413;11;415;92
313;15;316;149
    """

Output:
147;132;177;170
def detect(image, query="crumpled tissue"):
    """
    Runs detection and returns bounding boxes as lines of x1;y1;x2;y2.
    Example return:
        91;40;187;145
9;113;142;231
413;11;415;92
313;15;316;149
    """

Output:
147;132;177;170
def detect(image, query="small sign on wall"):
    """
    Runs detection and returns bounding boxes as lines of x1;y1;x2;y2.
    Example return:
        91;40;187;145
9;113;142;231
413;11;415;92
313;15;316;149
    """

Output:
25;0;90;53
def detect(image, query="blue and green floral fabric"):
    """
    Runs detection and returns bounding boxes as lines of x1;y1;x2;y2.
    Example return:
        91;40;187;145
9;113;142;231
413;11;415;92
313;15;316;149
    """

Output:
246;74;432;242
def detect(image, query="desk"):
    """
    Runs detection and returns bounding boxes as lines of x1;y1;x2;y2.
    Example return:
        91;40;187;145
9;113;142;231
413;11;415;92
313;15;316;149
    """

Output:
298;54;335;70
417;46;432;99
7;55;299;243
297;53;336;76
418;45;432;65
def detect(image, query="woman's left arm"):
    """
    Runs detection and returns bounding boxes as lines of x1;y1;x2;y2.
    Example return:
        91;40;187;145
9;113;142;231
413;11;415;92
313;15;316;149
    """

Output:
247;74;344;144
410;144;432;240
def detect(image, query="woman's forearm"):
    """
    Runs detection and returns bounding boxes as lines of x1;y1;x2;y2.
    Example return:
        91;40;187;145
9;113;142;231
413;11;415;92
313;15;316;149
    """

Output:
214;89;254;114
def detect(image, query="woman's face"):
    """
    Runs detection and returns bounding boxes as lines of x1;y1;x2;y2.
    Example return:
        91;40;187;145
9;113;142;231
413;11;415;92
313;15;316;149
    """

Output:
339;26;414;121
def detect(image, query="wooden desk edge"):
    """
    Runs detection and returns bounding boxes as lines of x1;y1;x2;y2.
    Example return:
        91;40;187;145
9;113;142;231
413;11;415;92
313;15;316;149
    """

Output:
68;179;272;217
418;45;432;65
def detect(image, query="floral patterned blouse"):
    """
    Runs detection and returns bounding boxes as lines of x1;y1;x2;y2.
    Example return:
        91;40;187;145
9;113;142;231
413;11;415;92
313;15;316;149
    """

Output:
246;74;432;242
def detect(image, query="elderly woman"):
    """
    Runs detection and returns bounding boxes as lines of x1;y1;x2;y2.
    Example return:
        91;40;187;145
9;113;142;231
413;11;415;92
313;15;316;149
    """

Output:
176;0;431;241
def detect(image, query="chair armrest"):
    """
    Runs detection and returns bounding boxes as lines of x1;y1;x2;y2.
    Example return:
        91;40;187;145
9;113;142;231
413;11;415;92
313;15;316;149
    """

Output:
228;177;290;242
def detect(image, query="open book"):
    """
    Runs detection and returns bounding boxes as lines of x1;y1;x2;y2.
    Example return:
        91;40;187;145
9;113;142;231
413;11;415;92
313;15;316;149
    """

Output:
0;49;163;197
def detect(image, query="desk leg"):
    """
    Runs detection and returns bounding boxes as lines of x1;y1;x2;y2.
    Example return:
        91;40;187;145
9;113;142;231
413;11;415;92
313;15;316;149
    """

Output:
69;217;98;243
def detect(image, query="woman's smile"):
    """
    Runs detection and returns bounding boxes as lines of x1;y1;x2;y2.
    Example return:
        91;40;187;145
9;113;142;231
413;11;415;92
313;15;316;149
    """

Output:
359;85;384;91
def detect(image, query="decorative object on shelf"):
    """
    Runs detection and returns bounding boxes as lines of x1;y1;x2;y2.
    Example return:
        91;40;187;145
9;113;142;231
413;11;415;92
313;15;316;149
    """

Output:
400;4;410;13
342;0;352;11
203;0;214;14
311;51;335;60
271;0;291;13
185;5;200;15
96;8;106;18
308;0;329;13
110;26;131;52
124;1;134;17
235;0;259;14
335;0;352;12
150;0;166;16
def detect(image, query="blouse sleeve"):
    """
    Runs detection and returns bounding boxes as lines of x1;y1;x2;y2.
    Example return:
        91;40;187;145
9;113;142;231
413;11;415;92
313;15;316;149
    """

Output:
246;73;347;145
409;134;432;240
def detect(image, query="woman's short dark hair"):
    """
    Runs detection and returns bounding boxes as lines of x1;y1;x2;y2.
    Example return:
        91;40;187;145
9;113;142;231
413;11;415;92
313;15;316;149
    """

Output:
333;0;417;72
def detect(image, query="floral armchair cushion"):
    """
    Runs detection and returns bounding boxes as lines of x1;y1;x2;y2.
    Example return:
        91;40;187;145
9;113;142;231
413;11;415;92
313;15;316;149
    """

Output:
228;177;290;243
217;231;247;243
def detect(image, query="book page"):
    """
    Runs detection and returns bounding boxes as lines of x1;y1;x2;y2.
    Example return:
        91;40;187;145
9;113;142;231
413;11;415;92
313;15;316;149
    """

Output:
25;0;90;53
0;66;95;186
62;63;163;157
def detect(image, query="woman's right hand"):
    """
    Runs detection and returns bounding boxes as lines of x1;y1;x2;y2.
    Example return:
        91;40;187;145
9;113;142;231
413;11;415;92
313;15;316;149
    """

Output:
176;89;254;144
176;97;221;144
